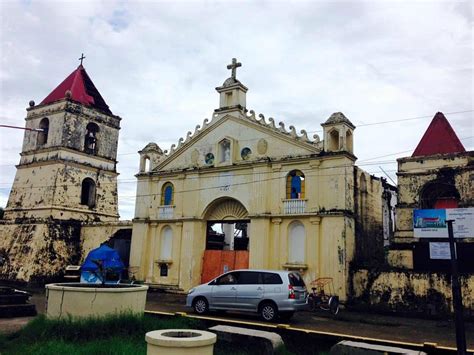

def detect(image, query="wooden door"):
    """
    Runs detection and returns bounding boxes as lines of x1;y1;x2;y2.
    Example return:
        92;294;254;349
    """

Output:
201;250;249;284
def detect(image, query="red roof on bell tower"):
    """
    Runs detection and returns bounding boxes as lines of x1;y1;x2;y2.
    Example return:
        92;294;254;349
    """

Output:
412;112;465;157
40;65;112;115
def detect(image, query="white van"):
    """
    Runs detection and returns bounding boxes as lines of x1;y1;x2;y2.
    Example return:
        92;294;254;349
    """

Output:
186;269;307;321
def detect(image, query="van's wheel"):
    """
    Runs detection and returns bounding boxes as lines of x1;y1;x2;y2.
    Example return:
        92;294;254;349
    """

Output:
260;302;278;322
193;297;209;315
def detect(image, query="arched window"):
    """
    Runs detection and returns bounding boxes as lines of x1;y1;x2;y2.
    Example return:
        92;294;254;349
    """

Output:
37;118;49;146
161;182;174;206
288;221;305;263
84;122;99;155
328;129;340;151
420;182;460;209
81;178;96;207
286;170;305;199
160;226;173;260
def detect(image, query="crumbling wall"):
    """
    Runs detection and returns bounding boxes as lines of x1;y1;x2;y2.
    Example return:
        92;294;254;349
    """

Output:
0;219;82;284
395;152;473;241
350;268;474;316
80;221;132;262
353;168;386;266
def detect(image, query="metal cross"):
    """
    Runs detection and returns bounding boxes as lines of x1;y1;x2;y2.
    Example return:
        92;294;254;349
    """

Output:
78;53;86;66
227;58;241;79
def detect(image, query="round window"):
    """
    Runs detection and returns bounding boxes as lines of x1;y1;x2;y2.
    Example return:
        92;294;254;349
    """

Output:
241;147;252;160
205;153;215;165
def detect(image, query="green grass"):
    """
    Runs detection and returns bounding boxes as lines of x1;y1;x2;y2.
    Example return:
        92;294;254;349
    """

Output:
0;314;297;355
0;313;202;355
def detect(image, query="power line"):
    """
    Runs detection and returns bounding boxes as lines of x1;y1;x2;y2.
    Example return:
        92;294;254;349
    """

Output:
1;134;472;172
113;109;473;155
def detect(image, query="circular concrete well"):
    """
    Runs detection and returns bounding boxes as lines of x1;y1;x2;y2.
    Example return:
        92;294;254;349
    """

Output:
145;329;216;355
45;283;149;319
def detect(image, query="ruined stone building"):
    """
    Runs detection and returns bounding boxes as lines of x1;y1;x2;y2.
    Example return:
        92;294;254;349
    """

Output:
0;64;131;283
129;59;395;300
350;112;473;314
389;112;474;272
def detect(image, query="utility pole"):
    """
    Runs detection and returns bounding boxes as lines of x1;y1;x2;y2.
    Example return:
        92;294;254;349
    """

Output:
446;219;466;355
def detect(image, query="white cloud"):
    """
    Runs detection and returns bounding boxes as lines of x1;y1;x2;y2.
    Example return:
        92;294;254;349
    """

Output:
1;0;472;219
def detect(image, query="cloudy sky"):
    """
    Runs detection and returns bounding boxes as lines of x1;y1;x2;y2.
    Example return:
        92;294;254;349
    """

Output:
0;0;472;220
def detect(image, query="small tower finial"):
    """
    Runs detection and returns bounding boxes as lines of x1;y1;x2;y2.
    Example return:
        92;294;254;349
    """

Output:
78;53;86;66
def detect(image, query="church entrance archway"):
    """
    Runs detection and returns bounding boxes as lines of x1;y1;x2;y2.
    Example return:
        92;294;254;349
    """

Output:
201;198;250;283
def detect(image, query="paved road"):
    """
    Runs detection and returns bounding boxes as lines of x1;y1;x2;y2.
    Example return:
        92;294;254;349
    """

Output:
1;289;473;351
146;291;474;350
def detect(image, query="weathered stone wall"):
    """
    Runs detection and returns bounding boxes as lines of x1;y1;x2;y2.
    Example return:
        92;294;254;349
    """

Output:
394;151;473;242
22;100;120;161
0;220;82;283
4;162;118;222
350;268;474;315
353;168;386;265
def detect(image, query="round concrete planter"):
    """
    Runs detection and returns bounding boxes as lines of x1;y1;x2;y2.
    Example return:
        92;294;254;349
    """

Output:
45;283;149;319
145;329;216;355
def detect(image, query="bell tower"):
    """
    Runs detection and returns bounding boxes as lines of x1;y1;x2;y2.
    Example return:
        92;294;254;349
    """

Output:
4;63;121;222
0;59;122;283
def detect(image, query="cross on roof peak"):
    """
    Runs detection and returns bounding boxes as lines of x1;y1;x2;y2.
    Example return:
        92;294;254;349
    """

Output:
227;58;241;79
78;53;86;66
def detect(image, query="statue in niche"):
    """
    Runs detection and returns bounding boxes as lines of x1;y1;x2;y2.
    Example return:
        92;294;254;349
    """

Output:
220;140;231;162
224;145;230;161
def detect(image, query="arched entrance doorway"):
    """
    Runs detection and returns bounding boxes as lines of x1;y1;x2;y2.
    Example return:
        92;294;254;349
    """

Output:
201;198;250;283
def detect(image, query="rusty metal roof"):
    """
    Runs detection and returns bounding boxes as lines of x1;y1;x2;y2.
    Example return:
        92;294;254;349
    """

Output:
412;112;465;157
40;65;112;115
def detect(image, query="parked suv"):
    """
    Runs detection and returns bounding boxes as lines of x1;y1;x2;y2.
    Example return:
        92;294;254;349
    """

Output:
186;269;307;321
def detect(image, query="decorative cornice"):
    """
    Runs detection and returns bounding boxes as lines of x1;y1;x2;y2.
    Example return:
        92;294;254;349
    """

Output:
159;108;322;163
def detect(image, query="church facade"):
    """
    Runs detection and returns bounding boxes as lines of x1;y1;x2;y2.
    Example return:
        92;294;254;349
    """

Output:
130;59;393;300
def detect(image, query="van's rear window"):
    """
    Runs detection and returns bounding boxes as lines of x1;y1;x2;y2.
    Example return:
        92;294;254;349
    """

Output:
288;273;305;287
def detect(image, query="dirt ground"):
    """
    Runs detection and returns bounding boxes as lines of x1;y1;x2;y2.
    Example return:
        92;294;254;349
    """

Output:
1;288;473;351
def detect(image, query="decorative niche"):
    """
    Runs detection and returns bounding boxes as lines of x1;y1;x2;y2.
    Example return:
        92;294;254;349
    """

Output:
216;137;235;166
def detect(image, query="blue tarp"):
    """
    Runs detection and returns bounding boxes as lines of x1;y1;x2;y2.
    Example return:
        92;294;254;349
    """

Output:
80;245;124;284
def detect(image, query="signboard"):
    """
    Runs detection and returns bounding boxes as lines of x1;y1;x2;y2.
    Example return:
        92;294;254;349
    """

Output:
429;242;452;260
413;208;474;239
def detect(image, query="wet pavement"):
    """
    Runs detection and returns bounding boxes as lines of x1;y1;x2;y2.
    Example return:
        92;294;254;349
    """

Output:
1;288;473;351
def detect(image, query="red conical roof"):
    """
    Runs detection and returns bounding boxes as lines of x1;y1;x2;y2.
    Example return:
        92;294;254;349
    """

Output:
412;112;465;157
40;65;112;115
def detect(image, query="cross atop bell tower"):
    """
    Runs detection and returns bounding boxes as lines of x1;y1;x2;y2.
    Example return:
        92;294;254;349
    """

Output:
215;58;248;115
78;53;86;66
